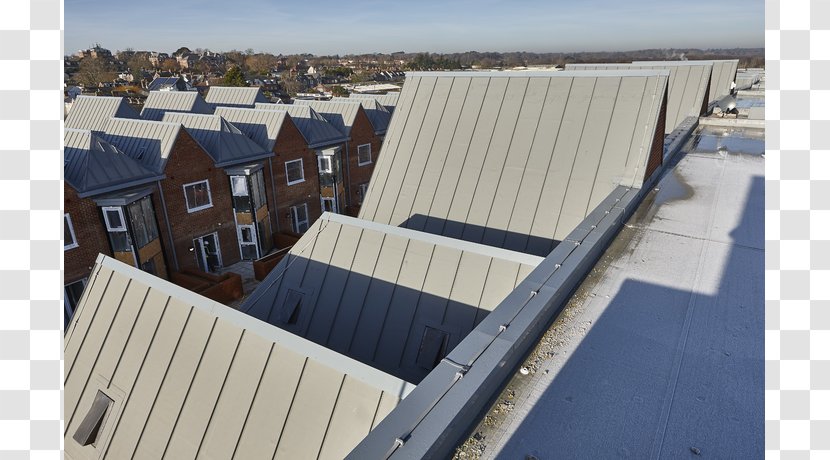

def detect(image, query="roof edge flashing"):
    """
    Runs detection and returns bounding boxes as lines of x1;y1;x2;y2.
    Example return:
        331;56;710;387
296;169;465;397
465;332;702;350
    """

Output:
405;69;670;78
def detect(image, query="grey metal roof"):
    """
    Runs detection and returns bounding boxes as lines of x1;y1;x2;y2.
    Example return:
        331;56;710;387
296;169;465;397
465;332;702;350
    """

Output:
214;106;290;151
331;97;392;135
140;91;214;121
204;86;269;108
64;95;141;131
358;71;669;256
349;92;400;112
161;112;273;167
566;63;712;133
100;118;183;175
291;99;362;137
64;128;162;198
64;255;412;460
631;59;738;103
147;76;188;92
254;103;348;149
242;212;542;384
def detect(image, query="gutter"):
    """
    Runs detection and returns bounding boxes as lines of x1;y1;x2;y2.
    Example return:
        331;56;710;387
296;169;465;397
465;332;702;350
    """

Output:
76;175;165;199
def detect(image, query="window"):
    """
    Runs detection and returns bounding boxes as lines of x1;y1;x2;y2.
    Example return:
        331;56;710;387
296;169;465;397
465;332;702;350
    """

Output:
183;180;213;212
64;213;79;250
321;197;336;213
102;207;126;232
357;143;372;166
231;176;248;196
290;203;309;233
65;279;86;328
416;326;450;370
357;183;369;205
251;170;268;210
285;159;304;185
318;156;333;173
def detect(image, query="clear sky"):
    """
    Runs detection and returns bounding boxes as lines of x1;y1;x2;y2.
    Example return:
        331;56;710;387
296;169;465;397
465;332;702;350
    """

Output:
65;0;764;56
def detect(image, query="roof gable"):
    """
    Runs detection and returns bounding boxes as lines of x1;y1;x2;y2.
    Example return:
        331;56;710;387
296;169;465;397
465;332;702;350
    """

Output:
161;112;272;167
253;103;347;149
213;107;289;152
100;118;183;175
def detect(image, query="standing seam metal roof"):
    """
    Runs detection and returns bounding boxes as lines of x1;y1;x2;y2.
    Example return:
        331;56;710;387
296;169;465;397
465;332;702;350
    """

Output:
64;129;162;197
65;96;141;131
349;92;400;112
213;107;290;152
64;255;412;460
140;91;214;121
358;71;669;256
292;99;362;136
161;112;273;167
253;103;348;149
242;212;542;384
204;86;269;108
100;118;183;175
631;59;738;103
566;62;712;134
331;97;392;135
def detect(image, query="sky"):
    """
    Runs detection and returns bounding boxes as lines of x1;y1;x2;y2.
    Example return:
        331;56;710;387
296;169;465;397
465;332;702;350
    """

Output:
65;0;764;56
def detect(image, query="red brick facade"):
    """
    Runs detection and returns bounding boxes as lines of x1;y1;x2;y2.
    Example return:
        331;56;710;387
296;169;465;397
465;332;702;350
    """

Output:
344;107;383;213
270;115;323;236
155;129;240;271
64;184;112;284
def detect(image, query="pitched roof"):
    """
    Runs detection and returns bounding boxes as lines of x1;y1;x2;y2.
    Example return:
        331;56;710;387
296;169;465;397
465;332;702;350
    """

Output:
204;86;269;108
358;71;669;256
100;118;183;175
349;92;400;112
64;129;162;197
64;95;141;131
242;212;542;384
147;76;189;92
631;60;738;103
140;91;214;121
565;62;711;134
291;99;362;136
254;103;348;149
213;107;289;152
161;112;272;167
330;97;392;135
64;255;412;460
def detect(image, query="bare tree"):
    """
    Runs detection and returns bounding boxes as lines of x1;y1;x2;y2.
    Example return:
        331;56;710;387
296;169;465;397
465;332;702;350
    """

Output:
279;71;303;96
161;58;179;72
77;57;114;88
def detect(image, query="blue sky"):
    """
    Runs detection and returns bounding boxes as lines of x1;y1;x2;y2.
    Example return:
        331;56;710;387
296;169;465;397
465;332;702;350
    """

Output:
65;0;764;56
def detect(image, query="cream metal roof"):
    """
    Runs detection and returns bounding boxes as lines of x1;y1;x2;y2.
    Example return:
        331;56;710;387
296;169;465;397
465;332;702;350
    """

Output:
566;62;712;133
140;91;214;121
331;97;392;135
349;92;400;112
204;86;269;108
64;255;412;460
64;95;141;131
64;129;162;197
292;99;363;136
161;112;273;167
254;103;348;149
358;71;669;256
100;118;183;175
632;59;738;103
213;107;290;152
242;213;542;384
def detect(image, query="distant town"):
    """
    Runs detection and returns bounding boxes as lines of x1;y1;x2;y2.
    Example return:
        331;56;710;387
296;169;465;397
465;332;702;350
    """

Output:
65;44;764;106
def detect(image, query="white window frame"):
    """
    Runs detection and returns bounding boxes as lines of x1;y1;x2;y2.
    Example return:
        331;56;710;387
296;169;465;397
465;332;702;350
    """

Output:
183;179;213;213
290;203;309;233
231;175;249;196
285;159;305;185
321;196;336;213
317;155;333;174
357;143;372;166
102;206;127;232
358;183;369;204
64;213;79;250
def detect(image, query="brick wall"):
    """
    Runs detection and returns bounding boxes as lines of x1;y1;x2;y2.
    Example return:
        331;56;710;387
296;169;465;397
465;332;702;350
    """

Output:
644;88;669;182
345;107;382;209
271;115;323;234
155;129;240;271
64;184;111;284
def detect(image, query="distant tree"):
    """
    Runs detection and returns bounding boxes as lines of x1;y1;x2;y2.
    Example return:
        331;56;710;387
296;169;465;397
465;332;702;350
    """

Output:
331;85;349;97
77;57;114;88
224;66;247;87
279;71;303;96
127;53;150;81
173;46;192;57
224;50;247;71
161;58;179;72
246;53;278;75
245;48;255;55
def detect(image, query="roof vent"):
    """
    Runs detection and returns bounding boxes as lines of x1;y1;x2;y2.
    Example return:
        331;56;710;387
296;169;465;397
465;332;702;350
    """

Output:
416;326;450;370
73;390;113;447
278;289;304;325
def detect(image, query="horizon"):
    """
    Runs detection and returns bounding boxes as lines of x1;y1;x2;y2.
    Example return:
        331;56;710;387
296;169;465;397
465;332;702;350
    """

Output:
65;0;763;57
